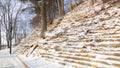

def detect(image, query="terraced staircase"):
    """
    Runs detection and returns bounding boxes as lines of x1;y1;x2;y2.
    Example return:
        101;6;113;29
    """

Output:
15;0;120;68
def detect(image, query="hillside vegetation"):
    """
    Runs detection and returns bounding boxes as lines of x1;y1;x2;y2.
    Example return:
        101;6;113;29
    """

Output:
15;0;120;68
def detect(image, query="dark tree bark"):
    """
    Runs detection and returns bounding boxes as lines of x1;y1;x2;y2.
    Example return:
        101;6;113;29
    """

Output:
102;0;109;3
70;0;72;11
9;22;12;54
0;22;1;50
40;0;47;39
79;0;83;3
57;0;65;17
74;0;77;7
51;0;55;19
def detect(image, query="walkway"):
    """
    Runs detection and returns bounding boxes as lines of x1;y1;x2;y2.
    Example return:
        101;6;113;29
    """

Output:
0;49;26;68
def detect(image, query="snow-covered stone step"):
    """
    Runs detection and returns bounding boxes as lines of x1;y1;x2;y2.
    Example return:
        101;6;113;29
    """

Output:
56;51;95;58
87;32;114;36
38;53;95;68
88;29;118;33
53;50;119;58
83;37;120;41
80;38;120;42
56;48;120;57
97;43;120;47
66;41;120;47
41;55;54;60
87;30;120;34
52;38;68;43
55;52;120;61
83;50;120;57
63;46;120;53
101;34;120;38
56;50;120;59
87;35;120;38
63;46;120;52
57;60;93;68
92;47;120;51
46;55;95;67
55;56;119;68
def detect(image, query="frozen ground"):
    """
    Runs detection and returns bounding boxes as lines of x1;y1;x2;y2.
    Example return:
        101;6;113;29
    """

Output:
19;54;71;68
0;49;25;68
0;49;69;68
15;0;120;68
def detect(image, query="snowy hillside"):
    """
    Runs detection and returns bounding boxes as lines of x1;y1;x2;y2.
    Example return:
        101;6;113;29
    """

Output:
15;0;120;68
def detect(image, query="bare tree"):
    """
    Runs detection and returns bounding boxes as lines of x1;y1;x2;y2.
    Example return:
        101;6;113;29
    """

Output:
70;0;73;11
40;0;47;39
0;8;2;50
0;19;1;50
0;0;22;53
57;0;65;17
74;0;77;7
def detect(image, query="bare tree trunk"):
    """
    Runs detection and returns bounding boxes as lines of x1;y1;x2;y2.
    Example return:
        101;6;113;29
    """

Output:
35;0;40;14
52;0;55;19
57;0;65;17
47;0;51;24
79;0;83;4
74;0;77;7
23;27;27;38
40;0;47;39
47;0;54;24
6;32;10;48
49;0;54;24
9;22;12;54
61;0;65;16
0;23;1;50
70;0;72;11
102;0;109;3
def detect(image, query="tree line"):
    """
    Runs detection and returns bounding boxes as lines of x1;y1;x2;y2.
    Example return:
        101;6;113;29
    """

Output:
40;0;110;38
28;0;84;38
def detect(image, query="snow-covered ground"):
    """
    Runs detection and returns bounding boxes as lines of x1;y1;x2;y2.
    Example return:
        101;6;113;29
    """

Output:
18;54;71;68
0;49;25;68
0;49;70;68
15;0;120;68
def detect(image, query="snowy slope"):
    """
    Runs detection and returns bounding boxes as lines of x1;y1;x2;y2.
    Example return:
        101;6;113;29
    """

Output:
15;0;120;68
